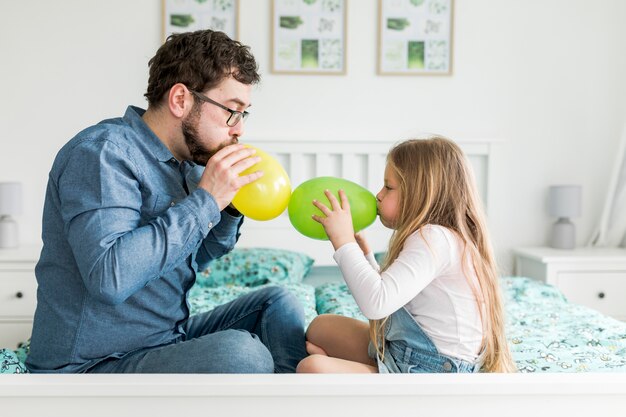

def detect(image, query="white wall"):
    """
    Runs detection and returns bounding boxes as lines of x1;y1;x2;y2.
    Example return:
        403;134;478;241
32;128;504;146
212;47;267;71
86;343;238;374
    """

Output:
1;0;625;273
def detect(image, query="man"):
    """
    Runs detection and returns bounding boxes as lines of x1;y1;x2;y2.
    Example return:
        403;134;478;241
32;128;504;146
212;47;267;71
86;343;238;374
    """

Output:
26;30;307;373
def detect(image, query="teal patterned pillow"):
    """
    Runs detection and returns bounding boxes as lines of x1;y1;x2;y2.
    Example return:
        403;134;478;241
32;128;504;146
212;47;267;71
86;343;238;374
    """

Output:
315;282;367;322
0;348;28;374
196;248;314;288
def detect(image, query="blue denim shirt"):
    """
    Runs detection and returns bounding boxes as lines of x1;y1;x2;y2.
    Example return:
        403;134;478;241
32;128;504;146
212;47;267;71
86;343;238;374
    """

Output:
26;106;243;373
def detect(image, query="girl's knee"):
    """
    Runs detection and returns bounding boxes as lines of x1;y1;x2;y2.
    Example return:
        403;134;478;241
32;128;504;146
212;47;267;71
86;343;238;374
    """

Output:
296;354;327;373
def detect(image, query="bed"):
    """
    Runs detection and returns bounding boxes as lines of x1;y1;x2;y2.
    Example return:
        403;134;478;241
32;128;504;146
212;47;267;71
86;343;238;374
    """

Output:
2;139;626;416
6;266;626;374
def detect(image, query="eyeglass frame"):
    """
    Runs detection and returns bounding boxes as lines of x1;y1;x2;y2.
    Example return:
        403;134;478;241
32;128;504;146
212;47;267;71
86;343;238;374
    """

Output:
190;90;249;127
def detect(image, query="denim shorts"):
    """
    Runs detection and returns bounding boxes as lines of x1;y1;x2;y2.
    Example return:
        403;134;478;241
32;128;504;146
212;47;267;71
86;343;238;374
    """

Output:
368;307;479;374
385;340;476;373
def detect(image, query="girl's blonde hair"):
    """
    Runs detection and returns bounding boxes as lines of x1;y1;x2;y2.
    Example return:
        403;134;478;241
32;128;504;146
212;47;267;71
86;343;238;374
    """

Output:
370;136;516;373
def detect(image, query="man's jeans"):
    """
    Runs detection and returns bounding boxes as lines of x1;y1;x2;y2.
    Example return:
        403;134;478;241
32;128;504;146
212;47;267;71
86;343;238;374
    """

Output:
87;286;307;373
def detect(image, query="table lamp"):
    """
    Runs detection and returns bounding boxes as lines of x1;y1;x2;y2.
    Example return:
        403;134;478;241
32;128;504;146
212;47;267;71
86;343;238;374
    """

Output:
0;182;23;249
548;185;581;250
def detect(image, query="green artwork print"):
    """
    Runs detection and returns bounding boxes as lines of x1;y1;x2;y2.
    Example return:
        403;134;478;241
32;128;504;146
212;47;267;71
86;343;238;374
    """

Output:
408;41;425;69
301;39;319;68
170;14;195;27
212;0;233;10
280;16;304;29
273;0;345;73
387;18;410;31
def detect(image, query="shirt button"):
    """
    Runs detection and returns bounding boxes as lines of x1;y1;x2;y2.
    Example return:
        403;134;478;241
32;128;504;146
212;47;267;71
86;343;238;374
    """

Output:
170;201;175;207
443;362;452;371
208;222;213;228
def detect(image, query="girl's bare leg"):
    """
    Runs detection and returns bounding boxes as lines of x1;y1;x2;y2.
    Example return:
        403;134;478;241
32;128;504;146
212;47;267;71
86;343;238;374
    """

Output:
297;354;378;373
305;314;375;366
306;341;328;356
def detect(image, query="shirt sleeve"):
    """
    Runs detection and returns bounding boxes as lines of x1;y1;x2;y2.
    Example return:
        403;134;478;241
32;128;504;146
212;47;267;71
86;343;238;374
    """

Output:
333;226;452;320
195;210;243;270
57;139;222;305
365;252;380;271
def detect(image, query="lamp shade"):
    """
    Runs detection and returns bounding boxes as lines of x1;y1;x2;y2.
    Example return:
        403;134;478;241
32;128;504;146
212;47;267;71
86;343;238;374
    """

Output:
548;185;581;218
0;182;23;215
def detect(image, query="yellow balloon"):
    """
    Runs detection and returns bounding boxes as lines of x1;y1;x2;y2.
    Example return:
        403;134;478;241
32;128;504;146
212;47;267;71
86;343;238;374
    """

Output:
232;145;291;221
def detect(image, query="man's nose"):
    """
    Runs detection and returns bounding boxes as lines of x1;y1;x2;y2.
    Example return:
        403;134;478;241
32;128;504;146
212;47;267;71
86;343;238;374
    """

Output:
229;120;244;138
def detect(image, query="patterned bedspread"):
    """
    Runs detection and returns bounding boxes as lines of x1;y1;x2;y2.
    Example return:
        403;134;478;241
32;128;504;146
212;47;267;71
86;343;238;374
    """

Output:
3;276;626;373
315;276;626;373
503;277;626;372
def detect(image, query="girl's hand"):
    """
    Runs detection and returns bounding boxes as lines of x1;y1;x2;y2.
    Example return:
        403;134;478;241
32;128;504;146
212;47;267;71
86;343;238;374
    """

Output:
312;189;356;251
354;231;371;256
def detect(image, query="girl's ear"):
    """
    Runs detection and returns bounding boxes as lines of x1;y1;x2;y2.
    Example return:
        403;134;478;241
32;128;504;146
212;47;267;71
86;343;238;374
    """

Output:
167;83;191;118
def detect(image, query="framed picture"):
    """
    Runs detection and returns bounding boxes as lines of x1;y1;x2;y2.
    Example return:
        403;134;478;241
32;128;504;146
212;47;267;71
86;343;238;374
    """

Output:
271;0;347;75
378;0;454;75
162;0;239;42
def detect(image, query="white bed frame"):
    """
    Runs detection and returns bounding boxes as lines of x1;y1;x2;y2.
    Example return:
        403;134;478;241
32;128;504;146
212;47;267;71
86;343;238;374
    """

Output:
4;139;626;416
2;373;626;416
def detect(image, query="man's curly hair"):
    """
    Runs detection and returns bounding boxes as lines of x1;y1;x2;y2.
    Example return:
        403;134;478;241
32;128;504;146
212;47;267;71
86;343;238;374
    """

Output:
144;30;260;107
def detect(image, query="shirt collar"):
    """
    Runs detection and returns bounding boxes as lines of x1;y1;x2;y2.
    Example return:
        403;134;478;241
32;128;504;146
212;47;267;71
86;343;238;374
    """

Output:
123;105;177;163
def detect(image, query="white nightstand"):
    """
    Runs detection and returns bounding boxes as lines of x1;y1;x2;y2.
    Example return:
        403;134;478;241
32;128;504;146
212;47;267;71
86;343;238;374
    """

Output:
513;246;626;321
0;244;41;349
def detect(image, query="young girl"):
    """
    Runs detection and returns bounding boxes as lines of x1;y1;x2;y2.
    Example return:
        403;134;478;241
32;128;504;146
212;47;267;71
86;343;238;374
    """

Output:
296;137;516;374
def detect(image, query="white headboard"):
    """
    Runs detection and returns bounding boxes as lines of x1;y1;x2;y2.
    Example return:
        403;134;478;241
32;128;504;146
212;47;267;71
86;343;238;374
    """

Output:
238;139;492;266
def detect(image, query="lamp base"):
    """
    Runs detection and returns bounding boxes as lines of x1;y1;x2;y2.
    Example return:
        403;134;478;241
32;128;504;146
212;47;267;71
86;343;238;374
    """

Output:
0;216;19;249
550;218;575;250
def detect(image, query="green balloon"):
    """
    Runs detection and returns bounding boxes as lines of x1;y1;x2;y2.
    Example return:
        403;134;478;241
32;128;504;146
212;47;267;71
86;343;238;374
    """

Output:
288;176;378;240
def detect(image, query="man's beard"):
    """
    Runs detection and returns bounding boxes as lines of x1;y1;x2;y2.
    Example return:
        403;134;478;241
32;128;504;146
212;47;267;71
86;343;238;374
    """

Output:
182;104;237;166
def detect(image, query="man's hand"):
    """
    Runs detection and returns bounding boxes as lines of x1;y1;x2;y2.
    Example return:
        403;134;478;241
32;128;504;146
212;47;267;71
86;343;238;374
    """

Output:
311;189;356;251
198;144;263;210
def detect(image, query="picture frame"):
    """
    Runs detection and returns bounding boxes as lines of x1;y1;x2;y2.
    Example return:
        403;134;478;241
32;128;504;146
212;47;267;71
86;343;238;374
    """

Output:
271;0;347;75
162;0;239;42
378;0;454;75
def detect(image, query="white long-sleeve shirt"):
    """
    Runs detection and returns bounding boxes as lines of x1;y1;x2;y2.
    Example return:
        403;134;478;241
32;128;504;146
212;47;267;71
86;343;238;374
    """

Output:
333;225;484;362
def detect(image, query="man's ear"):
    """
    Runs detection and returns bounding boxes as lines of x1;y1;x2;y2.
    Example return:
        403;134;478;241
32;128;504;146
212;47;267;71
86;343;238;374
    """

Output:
167;83;191;118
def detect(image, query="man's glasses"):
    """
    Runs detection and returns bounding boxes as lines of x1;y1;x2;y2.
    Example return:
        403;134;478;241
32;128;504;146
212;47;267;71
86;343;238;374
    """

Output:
190;90;249;127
